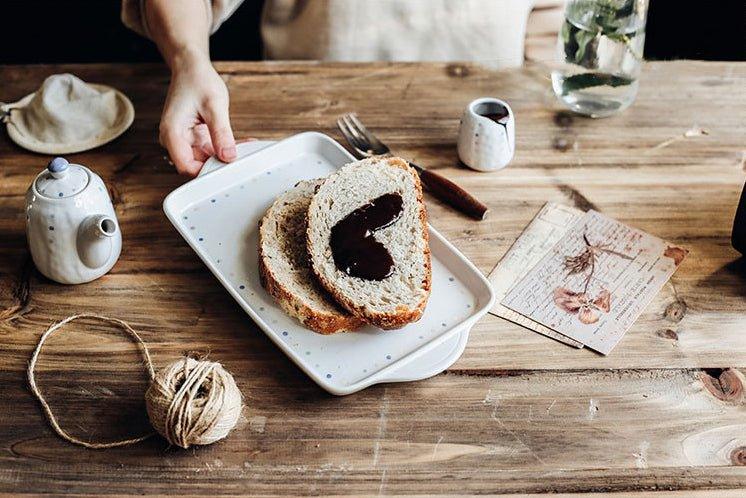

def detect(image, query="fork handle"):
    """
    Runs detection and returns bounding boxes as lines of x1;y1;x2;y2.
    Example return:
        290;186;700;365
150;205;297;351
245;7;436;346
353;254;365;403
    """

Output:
411;163;489;220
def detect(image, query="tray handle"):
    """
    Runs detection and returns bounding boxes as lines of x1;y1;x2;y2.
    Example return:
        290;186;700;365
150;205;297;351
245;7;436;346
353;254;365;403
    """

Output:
376;329;470;383
198;140;276;177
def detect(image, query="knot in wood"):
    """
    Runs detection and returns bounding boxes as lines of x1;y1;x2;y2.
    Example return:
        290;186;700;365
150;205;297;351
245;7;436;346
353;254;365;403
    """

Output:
446;64;469;78
700;368;744;402
552;136;571;152
664;300;687;322
656;329;679;341
731;446;746;466
553;111;574;128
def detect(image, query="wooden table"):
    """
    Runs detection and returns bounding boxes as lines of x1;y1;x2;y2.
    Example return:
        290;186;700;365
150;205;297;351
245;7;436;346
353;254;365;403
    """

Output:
1;61;745;496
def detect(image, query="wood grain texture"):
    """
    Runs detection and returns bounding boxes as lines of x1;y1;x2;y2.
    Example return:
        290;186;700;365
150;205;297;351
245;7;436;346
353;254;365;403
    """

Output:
0;61;745;496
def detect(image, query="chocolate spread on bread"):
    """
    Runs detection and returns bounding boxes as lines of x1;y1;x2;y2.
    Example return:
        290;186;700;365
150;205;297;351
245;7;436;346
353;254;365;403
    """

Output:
330;193;403;280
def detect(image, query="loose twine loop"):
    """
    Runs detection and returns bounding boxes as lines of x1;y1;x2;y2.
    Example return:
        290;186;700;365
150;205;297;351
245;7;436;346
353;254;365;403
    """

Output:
27;314;242;449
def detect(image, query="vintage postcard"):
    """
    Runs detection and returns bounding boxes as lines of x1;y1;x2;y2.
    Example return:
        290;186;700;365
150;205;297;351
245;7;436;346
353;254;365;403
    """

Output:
502;210;687;354
488;202;584;348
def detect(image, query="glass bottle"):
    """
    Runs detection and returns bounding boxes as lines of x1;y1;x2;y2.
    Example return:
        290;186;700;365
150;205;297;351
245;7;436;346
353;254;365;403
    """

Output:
552;0;649;117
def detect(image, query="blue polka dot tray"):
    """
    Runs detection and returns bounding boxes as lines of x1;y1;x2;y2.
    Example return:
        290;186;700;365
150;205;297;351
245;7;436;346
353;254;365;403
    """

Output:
163;133;495;395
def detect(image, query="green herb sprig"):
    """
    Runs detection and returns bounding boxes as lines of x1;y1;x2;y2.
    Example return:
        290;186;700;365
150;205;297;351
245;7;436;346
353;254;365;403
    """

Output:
560;0;642;94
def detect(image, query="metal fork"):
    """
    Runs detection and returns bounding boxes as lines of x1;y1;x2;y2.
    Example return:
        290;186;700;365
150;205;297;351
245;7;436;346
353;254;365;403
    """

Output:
337;113;488;220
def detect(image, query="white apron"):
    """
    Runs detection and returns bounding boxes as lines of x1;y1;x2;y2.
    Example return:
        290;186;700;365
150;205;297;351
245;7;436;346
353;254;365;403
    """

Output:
122;0;559;66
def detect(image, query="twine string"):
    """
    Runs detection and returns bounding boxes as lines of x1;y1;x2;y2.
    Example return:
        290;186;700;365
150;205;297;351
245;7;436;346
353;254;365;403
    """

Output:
27;313;156;449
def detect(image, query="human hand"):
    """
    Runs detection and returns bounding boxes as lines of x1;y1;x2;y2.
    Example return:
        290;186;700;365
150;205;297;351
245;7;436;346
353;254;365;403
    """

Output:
159;53;237;176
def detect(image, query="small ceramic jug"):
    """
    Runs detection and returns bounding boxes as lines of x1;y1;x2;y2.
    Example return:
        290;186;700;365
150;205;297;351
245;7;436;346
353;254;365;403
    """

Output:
457;97;515;172
25;157;121;284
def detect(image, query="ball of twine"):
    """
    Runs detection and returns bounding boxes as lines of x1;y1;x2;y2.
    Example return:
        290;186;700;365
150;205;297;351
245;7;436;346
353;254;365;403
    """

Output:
145;356;242;449
28;314;242;449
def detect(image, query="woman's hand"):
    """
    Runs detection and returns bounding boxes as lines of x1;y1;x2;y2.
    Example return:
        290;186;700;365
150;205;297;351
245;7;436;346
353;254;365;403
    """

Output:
159;52;237;176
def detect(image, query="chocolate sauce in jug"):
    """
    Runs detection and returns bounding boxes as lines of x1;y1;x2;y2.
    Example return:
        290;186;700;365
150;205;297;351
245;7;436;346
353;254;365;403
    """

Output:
482;104;510;124
330;193;403;280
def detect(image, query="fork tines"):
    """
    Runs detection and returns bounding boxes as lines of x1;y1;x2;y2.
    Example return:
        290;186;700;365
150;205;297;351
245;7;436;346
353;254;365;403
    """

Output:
336;113;389;157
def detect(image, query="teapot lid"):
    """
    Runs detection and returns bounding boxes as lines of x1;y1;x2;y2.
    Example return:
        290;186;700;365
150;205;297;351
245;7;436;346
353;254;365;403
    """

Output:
34;157;89;198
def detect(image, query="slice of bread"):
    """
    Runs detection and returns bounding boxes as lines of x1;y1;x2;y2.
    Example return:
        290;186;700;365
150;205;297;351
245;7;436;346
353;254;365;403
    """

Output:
306;157;431;329
259;180;365;334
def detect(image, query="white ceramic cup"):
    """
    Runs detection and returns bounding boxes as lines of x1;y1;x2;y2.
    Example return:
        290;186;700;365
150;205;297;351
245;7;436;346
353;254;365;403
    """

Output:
457;97;515;172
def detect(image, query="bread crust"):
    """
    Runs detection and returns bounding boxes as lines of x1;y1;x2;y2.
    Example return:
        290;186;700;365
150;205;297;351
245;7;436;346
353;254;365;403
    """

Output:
307;157;432;330
258;189;365;335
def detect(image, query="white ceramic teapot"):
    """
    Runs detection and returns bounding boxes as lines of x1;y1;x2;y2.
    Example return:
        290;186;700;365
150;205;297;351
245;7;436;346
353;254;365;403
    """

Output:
25;157;121;284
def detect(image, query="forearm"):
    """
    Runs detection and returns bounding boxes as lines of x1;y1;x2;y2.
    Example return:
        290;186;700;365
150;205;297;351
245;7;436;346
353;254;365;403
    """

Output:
144;0;211;69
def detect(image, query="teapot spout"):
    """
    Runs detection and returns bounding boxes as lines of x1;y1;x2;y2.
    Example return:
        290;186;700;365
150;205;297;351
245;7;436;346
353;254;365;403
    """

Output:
77;215;117;269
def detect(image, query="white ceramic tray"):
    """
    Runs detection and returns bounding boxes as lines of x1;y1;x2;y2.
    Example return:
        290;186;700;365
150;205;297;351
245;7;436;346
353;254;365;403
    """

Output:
200;141;473;386
163;133;494;395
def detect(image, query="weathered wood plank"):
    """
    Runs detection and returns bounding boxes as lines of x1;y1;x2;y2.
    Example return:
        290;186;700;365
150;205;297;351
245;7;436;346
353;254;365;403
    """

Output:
2;270;744;371
5;493;746;498
2;349;745;494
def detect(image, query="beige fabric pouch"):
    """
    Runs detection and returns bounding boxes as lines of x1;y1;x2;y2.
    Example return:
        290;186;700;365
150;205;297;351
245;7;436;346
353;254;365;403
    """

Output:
1;73;134;154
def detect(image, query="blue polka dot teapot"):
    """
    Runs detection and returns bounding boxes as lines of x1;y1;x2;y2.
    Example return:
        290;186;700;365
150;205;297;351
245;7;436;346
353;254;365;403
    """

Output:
25;157;121;284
